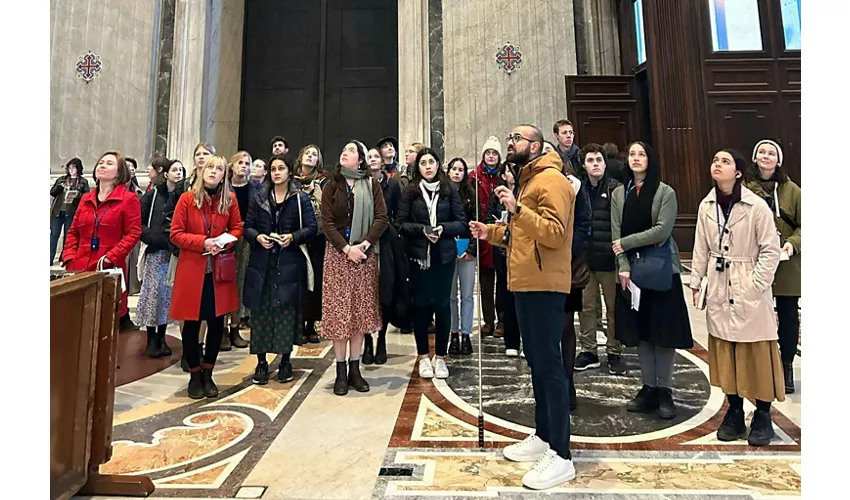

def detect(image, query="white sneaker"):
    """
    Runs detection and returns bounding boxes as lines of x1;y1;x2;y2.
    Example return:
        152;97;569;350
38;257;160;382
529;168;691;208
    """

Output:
433;357;449;379
506;349;519;358
521;449;576;490
418;358;434;379
520;350;526;358
503;433;549;462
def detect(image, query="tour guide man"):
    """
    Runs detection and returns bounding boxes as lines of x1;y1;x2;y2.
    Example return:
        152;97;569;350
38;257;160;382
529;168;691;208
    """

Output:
470;124;577;490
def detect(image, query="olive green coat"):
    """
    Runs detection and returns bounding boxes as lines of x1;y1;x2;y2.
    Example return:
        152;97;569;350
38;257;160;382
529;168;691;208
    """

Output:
744;178;801;296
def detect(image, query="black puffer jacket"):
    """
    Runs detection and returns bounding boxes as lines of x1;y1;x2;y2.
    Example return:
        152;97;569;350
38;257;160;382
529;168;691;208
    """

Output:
379;222;411;324
140;183;174;254
584;175;621;272
242;184;318;310
395;182;469;266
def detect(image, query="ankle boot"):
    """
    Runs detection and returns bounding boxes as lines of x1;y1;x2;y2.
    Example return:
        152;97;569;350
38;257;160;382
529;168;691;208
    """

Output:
448;333;461;355
657;387;677;420
375;335;388;365
783;361;795;394
230;325;249;348
348;359;370;392
187;370;204;399
201;366;219;398
716;407;747;441
748;409;775;446
461;335;473;355
220;331;232;351
362;334;375;365
334;361;349;396
157;332;173;357
146;330;162;358
627;385;659;413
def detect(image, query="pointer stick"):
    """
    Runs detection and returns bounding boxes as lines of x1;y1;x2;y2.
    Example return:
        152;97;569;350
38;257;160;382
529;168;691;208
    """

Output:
473;93;485;449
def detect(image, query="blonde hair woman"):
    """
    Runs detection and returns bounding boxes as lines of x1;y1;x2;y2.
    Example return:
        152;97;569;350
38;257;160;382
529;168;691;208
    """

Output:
221;150;254;350
294;144;327;343
170;155;244;399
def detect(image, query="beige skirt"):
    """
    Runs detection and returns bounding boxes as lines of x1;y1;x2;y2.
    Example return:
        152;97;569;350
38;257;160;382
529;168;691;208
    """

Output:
708;335;786;403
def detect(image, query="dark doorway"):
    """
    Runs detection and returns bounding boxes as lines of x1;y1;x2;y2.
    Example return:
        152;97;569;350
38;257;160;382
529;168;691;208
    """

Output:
239;0;399;167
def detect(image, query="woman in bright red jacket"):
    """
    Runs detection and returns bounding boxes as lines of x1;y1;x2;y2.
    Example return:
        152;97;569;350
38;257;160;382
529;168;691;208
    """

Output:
170;155;244;400
62;152;142;319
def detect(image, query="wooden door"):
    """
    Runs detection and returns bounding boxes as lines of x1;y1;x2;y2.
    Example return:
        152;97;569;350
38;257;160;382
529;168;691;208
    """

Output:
239;0;322;160
564;75;640;154
239;0;398;164
323;0;398;160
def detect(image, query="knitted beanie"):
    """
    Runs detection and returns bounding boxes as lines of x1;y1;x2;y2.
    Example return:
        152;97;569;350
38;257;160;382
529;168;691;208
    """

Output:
481;136;503;158
751;139;783;166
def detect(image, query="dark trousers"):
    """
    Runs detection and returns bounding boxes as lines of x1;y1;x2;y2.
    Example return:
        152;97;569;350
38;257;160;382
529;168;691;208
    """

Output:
515;291;571;460
182;316;225;369
495;253;520;349
480;267;496;326
775;296;800;365
411;259;455;356
50;211;73;264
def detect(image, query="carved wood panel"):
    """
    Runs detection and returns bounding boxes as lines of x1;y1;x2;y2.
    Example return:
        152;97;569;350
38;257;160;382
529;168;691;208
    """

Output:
565;75;639;154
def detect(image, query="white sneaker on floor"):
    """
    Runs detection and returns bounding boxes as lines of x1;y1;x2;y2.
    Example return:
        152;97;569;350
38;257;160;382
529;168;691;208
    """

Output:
506;349;519;358
433;357;449;379
418;358;435;379
503;433;549;462
522;449;576;490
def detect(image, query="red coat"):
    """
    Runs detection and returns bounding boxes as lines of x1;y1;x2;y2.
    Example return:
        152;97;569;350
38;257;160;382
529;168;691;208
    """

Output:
62;184;142;316
169;191;244;320
468;163;502;269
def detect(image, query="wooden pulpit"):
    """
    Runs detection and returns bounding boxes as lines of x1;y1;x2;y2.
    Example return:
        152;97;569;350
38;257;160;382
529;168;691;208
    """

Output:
50;272;154;499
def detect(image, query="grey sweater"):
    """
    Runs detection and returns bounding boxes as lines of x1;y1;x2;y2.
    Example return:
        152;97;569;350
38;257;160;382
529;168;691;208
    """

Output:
610;182;682;275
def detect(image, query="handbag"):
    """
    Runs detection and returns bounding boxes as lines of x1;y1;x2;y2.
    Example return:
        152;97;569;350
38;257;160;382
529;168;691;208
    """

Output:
137;187;158;276
213;251;237;282
297;193;315;291
628;238;673;292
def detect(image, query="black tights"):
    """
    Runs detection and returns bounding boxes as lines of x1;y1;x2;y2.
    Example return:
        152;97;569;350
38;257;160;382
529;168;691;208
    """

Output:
561;312;577;380
727;394;772;412
182;317;225;369
775;296;799;365
257;352;291;364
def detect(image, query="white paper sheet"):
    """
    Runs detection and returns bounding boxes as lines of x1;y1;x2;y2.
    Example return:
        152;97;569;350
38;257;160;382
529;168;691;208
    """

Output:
628;281;641;311
212;233;238;247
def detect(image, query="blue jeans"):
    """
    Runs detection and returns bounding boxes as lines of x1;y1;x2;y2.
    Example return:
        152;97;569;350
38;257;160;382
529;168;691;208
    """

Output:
514;291;571;460
50;211;73;265
450;258;475;335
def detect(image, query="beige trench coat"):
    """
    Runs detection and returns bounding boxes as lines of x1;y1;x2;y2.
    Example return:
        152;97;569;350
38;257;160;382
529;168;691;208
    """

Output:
690;186;781;343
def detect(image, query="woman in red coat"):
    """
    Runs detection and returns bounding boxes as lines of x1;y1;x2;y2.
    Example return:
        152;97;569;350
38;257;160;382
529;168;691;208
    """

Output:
170;155;243;400
62;152;142;319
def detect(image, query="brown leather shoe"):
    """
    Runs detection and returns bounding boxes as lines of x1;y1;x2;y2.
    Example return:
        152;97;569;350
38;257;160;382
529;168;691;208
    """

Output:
494;322;505;338
481;323;494;337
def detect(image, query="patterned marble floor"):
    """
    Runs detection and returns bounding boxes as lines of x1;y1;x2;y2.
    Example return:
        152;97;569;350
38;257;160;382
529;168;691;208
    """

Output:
75;278;802;500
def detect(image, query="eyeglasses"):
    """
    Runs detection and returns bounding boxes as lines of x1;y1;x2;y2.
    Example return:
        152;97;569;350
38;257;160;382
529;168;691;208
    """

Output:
506;133;534;144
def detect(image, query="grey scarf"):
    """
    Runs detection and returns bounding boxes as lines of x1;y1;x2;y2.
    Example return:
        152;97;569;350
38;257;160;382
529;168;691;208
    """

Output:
339;167;374;245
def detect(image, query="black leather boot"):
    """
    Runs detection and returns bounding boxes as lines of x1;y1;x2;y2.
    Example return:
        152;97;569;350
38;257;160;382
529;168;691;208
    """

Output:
362;334;375;365
627;385;659;413
461;335;473;355
783;362;795;394
334;361;349;396
278;360;294;383
348;359;370;392
146;330;162;358
375;335;388;365
157;332;173;357
201;366;219;398
657;387;677;420
448;333;461;355
187;370;204;399
230;325;248;348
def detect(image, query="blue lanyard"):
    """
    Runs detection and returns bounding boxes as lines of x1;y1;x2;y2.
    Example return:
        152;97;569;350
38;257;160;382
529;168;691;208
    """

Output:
716;201;734;251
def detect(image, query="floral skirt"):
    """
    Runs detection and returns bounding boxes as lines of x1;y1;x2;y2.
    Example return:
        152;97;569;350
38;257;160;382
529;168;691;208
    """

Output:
134;250;175;327
320;242;381;340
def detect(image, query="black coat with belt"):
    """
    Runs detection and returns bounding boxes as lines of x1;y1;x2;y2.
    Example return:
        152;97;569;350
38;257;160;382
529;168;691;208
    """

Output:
395;182;469;266
140;182;174;254
379;222;411;324
242;183;318;310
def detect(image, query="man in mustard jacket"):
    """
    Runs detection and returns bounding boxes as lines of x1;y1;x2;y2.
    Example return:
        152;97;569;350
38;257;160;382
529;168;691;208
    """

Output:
470;124;576;490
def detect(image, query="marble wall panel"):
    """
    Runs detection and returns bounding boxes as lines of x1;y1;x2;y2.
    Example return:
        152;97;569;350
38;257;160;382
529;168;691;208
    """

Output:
442;0;578;164
167;0;207;166
398;0;431;149
50;0;158;173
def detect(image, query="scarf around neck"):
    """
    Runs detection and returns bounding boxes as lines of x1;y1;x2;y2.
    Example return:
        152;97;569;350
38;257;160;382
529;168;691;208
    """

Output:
339;167;374;245
416;179;441;269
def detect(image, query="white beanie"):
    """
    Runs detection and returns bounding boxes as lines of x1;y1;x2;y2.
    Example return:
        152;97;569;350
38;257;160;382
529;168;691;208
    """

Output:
481;136;502;158
752;139;783;166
